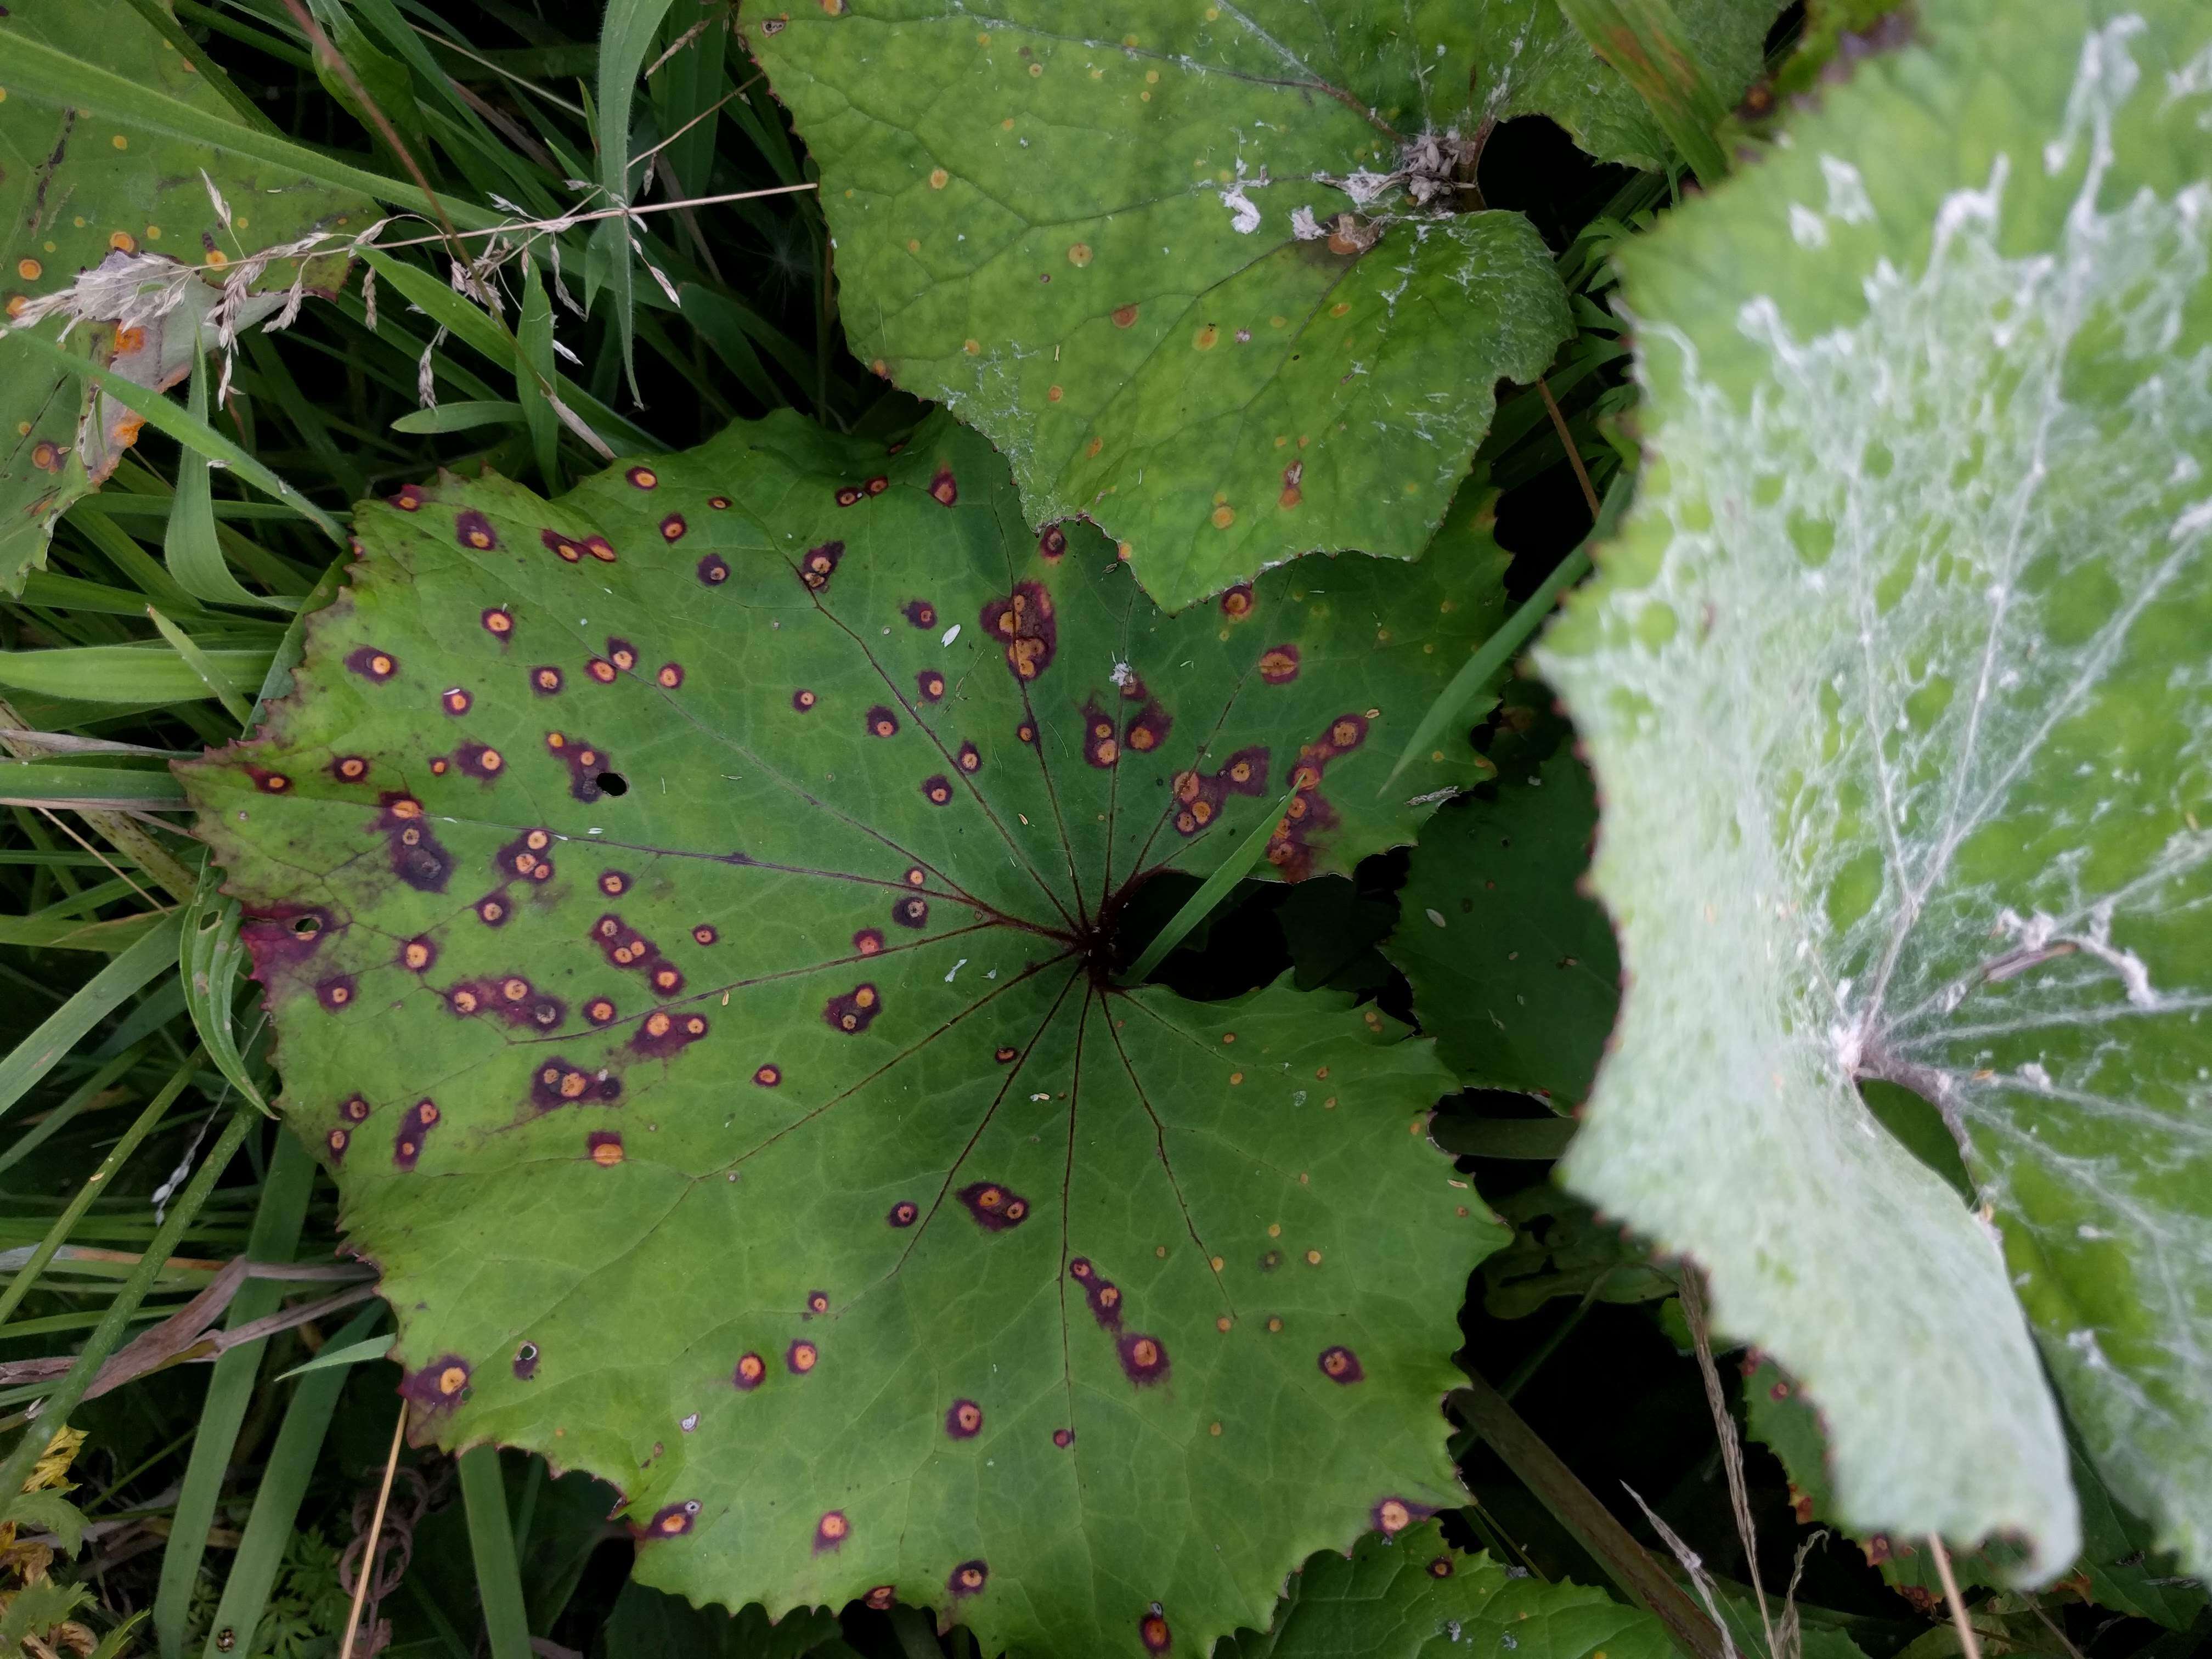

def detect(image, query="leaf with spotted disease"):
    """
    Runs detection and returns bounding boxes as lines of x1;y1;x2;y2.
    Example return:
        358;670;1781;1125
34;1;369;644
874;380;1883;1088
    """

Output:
1217;1520;1675;1659
1537;0;2212;1583
0;0;372;589
178;410;1521;1657
749;3;1763;610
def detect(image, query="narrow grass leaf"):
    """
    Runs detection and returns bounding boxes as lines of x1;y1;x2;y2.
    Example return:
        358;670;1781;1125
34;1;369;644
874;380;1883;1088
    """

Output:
0;645;274;706
0;1056;194;1332
516;259;561;487
0;911;182;1125
180;856;269;1115
390;400;527;433
0;763;189;810
1379;470;1634;794
592;0;683;397
144;609;255;726
163;347;278;612
194;1304;384;1659
459;1444;536;1659
1119;781;1303;986
273;1331;393;1382
154;1130;317;1659
0;1051;138;1180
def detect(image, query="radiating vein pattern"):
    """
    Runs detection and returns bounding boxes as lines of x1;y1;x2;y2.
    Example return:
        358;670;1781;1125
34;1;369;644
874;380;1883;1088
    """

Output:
1542;0;2212;1580
180;410;1510;1656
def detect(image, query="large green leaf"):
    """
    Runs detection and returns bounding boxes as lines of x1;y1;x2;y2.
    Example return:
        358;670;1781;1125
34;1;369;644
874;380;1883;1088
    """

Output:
177;411;1517;1656
746;3;1778;610
0;0;373;588
1217;1520;1675;1659
1538;0;2212;1581
1390;687;1620;1105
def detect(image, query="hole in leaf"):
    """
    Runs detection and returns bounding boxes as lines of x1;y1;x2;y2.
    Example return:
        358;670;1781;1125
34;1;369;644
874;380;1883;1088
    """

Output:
595;772;629;797
1472;117;1636;252
291;916;321;938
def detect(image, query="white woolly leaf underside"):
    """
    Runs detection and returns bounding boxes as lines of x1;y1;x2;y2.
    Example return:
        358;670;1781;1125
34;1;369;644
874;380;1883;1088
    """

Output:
1543;19;2211;1579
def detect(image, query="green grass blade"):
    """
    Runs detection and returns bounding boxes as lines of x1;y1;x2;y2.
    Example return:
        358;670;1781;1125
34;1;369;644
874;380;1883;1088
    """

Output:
358;251;655;451
0;912;167;951
163;348;280;612
390;400;527;433
180;857;269;1116
272;1331;393;1381
0;30;502;228
0;911;183;1125
0;1050;138;1181
0;1098;250;1498
0;1057;189;1331
144;610;255;727
155;1129;318;1659
1;331;342;541
1118;781;1302;986
194;1303;383;1659
0;762;189;810
1378;469;1635;794
458;1445;536;1659
593;0;682;398
1555;0;1735;182
0;645;274;706
516;259;561;488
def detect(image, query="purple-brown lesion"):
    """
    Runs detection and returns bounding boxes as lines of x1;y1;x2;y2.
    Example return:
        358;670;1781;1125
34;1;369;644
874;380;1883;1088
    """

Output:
981;581;1055;681
956;1182;1029;1231
399;1353;472;1411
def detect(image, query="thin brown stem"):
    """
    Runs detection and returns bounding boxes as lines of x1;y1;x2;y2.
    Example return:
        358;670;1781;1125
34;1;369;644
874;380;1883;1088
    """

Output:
342;1405;409;1659
1539;375;1602;522
1928;1535;1984;1659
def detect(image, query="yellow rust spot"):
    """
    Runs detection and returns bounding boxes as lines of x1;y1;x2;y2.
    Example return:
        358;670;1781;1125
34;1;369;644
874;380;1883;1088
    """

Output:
1068;242;1092;266
1047;384;1063;402
109;230;137;253
929;167;950;189
15;257;39;281
963;338;980;354
437;1365;467;1396
1210;1420;1223;1434
591;1139;624;1167
1211;504;1235;529
1193;323;1218;349
1305;1249;1322;1266
1154;1245;1168;1259
1209;1255;1224;1271
1266;1317;1283;1333
1266;1223;1280;1238
1228;1071;1243;1085
111;134;128;150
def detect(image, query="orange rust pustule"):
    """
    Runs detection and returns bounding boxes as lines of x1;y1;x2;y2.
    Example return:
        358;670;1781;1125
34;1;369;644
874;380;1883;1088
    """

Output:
1264;713;1368;879
1318;1344;1364;1384
696;552;730;585
528;1058;622;1111
453;510;497;551
630;1008;709;1058
1116;1333;1169;1386
1080;697;1120;769
398;1353;471;1411
981;580;1056;681
733;1352;767;1391
1257;644;1301;685
1038;524;1067;561
585;1130;624;1166
797;539;845;592
945;1398;983;1440
948;1560;989;1598
1121;700;1172;755
902;599;938;628
957;1182;1030;1232
886;1199;918;1227
812;1510;849;1553
1140;1613;1172;1655
345;646;398;682
916;669;946;703
314;974;356;1013
823;983;882;1034
928;467;958;506
921;774;953;806
639;1500;701;1540
392;1099;441;1171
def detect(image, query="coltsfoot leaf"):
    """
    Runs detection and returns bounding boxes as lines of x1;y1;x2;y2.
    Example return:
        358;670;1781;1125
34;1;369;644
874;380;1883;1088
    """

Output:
177;411;1517;1656
1217;1520;1677;1659
1539;0;2212;1580
744;4;1740;608
0;0;371;588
